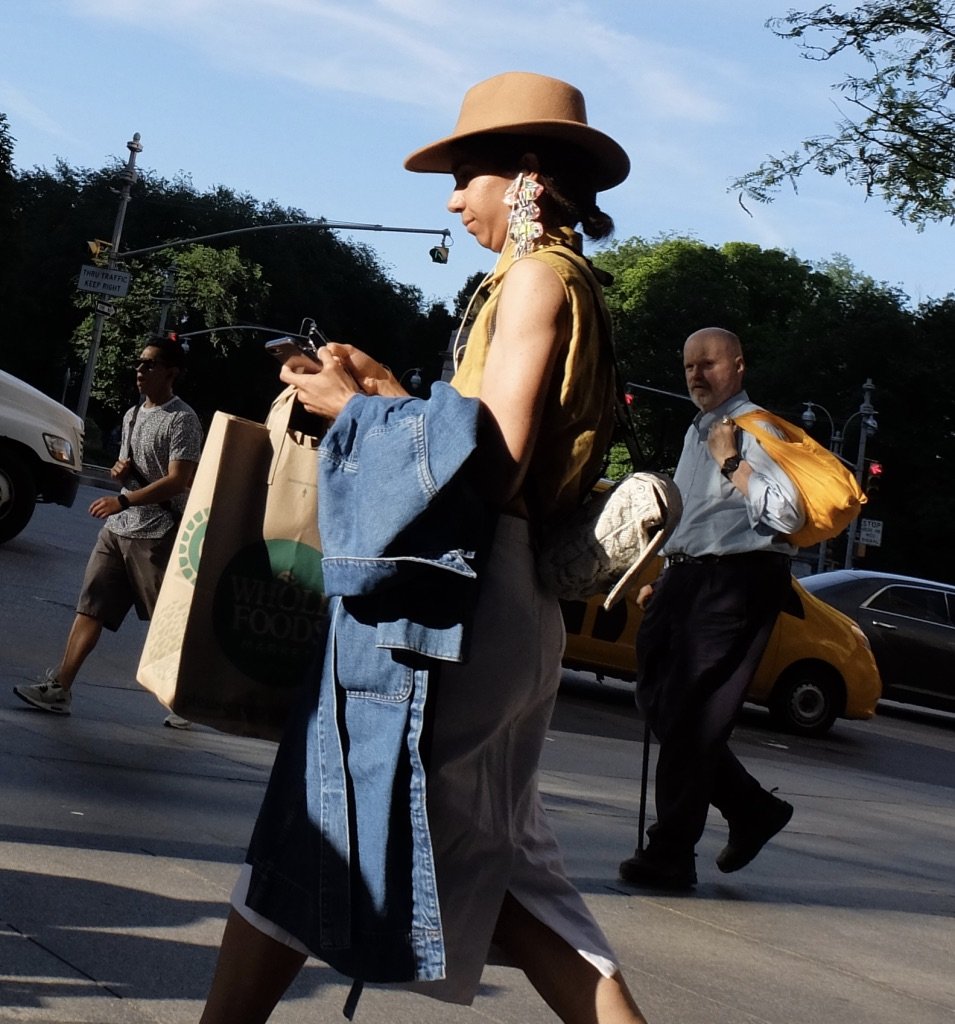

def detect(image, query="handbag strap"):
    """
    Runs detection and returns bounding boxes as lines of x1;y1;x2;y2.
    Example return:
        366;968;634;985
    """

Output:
121;398;178;516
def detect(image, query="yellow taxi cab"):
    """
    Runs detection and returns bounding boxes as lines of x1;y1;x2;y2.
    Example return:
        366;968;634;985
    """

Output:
560;557;882;736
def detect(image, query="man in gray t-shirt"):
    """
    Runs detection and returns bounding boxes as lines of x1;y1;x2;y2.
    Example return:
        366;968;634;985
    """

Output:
14;337;202;718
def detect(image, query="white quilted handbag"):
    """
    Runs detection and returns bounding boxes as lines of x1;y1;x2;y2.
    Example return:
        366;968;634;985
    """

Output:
538;471;682;609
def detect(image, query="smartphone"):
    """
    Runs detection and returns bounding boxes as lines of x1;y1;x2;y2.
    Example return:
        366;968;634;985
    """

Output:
264;336;319;364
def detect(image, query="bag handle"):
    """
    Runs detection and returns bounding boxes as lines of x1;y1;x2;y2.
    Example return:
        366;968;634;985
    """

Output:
120;396;178;517
266;386;307;485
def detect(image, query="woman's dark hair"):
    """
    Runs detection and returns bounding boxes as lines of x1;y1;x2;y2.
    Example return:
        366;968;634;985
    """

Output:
146;335;188;369
450;135;615;241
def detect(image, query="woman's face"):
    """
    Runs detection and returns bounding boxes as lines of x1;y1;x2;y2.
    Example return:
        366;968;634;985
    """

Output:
447;163;518;253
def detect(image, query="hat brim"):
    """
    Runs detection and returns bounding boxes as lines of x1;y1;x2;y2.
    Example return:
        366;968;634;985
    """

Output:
404;120;630;192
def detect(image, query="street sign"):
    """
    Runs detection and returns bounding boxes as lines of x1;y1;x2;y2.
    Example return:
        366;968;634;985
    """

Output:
94;302;116;317
77;264;131;298
859;518;883;547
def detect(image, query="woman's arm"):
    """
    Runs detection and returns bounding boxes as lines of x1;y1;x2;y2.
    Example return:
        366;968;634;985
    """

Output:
476;256;568;507
279;259;568;505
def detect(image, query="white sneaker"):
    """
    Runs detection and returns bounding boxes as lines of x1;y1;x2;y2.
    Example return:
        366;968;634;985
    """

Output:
14;670;72;715
162;713;192;730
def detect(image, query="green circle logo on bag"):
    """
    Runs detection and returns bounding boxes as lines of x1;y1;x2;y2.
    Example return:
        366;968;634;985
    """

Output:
177;509;210;584
212;539;328;687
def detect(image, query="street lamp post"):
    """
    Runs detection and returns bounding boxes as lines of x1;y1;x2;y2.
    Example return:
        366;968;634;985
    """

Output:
801;378;877;571
75;132;143;424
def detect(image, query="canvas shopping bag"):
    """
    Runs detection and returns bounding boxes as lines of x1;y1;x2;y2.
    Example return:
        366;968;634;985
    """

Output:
734;410;866;547
137;387;328;741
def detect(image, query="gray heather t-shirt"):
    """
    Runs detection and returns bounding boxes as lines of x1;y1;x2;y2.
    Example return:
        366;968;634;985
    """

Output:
108;395;203;540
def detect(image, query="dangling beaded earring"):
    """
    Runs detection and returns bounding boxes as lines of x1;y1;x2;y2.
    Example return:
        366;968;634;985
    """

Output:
504;173;544;258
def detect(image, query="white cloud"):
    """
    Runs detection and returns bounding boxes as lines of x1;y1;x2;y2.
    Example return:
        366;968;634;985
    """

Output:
67;0;736;121
0;82;78;152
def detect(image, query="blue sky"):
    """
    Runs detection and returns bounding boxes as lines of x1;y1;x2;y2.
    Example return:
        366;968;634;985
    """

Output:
2;0;951;318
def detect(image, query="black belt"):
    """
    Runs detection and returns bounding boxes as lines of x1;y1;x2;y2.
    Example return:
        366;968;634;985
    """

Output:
666;551;791;567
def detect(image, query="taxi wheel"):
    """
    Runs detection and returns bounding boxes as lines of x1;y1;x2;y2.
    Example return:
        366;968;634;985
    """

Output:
768;666;842;737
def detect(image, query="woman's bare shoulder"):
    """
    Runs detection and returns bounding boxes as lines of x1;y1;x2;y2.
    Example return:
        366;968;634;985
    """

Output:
497;254;567;310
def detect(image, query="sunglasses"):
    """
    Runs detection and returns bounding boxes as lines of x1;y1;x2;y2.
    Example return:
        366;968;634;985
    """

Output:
135;359;166;372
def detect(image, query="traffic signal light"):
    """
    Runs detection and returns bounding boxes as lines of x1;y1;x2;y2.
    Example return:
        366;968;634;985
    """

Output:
865;460;883;494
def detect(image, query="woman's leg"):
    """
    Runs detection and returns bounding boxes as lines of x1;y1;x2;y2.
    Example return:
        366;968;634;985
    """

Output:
493;893;649;1024
199;909;308;1024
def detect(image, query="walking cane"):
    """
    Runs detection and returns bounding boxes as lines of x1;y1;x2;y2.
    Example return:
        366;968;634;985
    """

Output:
637;711;652;852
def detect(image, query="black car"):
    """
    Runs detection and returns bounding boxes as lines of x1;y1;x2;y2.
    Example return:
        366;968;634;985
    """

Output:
800;570;955;713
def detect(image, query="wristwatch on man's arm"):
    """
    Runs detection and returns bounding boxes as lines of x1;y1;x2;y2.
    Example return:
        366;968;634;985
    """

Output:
720;454;743;479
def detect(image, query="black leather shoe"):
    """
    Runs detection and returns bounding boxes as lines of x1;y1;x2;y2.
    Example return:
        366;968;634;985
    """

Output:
717;793;793;873
618;852;697;890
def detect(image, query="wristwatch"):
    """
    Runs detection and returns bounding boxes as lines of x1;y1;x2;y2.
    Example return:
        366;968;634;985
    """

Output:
117;492;131;510
720;454;742;479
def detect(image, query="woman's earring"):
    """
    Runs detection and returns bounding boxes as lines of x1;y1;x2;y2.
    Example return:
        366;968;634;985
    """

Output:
504;173;544;258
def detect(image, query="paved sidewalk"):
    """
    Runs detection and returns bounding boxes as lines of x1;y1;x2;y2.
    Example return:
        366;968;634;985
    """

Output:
1;492;953;1022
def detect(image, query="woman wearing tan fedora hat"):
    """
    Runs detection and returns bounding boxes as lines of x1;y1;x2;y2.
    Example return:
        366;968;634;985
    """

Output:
200;72;650;1024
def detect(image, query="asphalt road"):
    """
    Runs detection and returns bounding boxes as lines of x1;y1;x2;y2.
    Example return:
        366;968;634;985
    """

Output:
1;488;953;1023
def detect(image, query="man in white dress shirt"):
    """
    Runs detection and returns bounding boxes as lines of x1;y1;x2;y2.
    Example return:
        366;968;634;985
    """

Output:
619;327;804;890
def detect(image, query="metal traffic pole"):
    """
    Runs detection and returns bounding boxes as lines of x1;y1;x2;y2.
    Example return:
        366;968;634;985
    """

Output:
74;132;143;424
843;378;877;569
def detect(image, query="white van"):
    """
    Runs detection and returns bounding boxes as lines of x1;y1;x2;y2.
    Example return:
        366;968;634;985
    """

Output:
0;369;85;543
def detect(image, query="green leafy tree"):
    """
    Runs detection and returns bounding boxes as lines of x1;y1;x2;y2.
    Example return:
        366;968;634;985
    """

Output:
70;245;269;424
0;155;455;422
734;1;955;226
0;114;17;343
452;271;489;319
0;114;14;259
594;236;842;468
593;234;955;579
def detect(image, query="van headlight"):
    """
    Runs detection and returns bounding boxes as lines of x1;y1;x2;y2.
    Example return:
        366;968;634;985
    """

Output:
43;433;75;465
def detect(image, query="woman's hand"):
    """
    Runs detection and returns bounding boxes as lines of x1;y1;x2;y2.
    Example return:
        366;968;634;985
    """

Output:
280;347;363;419
325;343;407;397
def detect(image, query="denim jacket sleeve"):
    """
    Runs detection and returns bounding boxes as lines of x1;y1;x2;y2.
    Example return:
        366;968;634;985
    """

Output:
318;382;489;661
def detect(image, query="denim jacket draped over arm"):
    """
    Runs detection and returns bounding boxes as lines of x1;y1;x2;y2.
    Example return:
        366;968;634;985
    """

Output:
301;383;490;986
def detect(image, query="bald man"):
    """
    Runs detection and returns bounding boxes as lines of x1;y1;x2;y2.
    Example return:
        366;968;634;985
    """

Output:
619;328;804;890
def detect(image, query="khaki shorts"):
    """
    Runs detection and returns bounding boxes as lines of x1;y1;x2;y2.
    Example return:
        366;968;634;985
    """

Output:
76;526;176;632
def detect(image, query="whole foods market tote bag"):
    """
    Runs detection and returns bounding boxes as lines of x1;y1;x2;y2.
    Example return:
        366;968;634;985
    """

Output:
137;388;328;741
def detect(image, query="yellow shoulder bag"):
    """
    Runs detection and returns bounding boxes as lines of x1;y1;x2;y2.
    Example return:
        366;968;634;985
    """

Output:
734;410;866;548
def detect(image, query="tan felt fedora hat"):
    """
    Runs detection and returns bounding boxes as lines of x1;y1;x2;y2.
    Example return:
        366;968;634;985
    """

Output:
404;71;630;192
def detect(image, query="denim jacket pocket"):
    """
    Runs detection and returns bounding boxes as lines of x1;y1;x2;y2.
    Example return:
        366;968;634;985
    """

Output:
334;610;414;701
